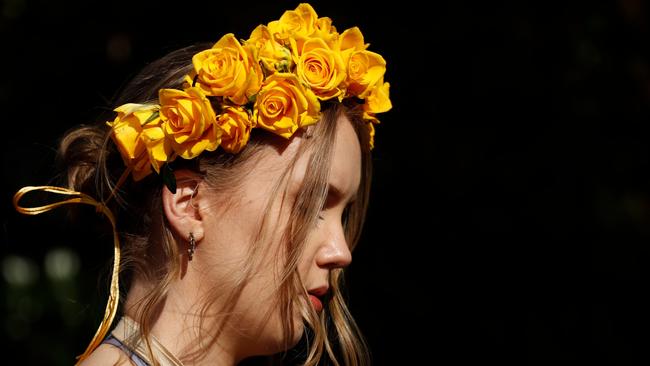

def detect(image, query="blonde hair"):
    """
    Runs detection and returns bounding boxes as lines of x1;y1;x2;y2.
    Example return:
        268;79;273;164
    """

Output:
59;44;372;366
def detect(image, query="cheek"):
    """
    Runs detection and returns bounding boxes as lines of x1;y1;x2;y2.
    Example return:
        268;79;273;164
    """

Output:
237;258;306;351
198;195;269;280
297;246;313;278
296;229;322;280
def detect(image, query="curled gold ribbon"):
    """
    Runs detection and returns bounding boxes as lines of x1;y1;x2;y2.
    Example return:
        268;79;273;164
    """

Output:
13;185;121;365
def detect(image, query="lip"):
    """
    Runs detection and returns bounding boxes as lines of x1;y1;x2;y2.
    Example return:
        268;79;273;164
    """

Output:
307;286;329;312
309;294;323;312
308;286;329;297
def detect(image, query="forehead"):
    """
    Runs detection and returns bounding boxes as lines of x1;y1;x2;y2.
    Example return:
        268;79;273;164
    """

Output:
276;114;362;200
240;113;363;205
329;115;362;199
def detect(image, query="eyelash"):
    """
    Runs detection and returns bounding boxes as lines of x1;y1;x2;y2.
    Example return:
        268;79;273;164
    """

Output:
341;205;351;228
318;205;352;225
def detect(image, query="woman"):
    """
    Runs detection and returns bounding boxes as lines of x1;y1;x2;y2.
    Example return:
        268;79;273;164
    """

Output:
13;3;391;365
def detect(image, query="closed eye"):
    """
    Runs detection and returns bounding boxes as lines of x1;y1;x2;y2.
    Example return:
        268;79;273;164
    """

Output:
318;183;356;224
341;204;352;229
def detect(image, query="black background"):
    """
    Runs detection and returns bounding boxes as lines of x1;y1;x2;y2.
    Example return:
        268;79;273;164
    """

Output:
2;0;650;365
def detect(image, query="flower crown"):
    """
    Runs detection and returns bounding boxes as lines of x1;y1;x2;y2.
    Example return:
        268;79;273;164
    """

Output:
107;3;391;188
13;5;391;363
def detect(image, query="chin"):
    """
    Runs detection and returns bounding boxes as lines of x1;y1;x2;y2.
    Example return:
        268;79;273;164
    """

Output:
256;313;305;356
289;319;305;348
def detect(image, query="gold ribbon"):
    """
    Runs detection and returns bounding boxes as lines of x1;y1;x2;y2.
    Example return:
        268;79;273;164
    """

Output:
13;185;121;365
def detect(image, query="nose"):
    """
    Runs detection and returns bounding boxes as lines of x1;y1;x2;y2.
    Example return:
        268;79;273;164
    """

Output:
315;225;352;269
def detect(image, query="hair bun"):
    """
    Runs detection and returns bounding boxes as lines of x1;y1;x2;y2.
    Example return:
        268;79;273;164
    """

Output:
57;125;107;193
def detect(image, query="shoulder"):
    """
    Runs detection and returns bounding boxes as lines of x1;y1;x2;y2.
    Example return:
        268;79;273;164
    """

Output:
78;344;135;366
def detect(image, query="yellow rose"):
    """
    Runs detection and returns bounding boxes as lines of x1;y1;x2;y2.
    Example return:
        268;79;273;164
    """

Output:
294;38;346;101
312;17;339;47
254;73;320;139
268;3;318;49
346;50;386;98
247;25;293;73
187;34;262;105
107;104;172;181
338;27;368;61
140;126;170;175
337;27;384;98
159;87;221;159
365;80;392;114
216;106;254;154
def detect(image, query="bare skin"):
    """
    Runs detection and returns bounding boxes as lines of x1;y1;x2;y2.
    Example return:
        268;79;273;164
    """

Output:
81;114;361;365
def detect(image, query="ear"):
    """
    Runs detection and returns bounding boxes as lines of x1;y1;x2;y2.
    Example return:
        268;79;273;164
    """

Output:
162;170;206;243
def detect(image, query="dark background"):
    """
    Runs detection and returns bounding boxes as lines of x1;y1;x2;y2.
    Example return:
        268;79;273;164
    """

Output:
2;0;650;364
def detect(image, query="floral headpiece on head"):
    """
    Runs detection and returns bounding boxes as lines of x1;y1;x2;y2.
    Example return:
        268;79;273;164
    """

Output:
108;3;391;191
13;3;390;364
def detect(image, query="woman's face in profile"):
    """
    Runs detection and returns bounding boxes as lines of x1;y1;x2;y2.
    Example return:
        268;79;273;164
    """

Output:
198;114;362;356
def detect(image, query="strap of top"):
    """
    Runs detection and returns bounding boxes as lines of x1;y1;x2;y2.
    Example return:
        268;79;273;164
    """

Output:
110;316;185;366
103;335;150;366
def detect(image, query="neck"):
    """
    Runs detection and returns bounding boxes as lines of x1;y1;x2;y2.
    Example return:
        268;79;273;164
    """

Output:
124;269;249;366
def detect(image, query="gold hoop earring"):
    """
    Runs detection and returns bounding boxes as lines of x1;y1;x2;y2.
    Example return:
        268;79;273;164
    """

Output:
188;232;196;261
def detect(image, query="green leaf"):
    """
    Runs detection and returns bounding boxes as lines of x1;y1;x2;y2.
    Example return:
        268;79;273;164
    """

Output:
161;163;177;194
277;60;289;73
142;110;160;126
